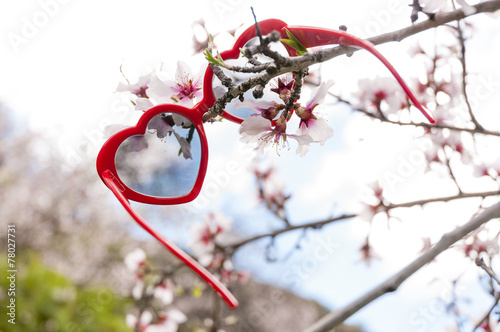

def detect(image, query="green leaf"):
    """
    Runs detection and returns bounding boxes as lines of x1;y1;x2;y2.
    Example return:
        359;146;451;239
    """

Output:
204;49;226;67
281;28;309;56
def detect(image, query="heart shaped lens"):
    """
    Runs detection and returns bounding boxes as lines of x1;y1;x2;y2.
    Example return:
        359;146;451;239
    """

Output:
115;113;202;198
212;37;290;121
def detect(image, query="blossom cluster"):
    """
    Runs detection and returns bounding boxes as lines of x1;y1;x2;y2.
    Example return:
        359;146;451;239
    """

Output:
353;31;500;184
122;213;249;331
252;163;290;220
358;181;387;223
190;212;250;284
409;41;500;180
238;78;335;156
123;215;249;331
117;61;204;110
124;248;186;332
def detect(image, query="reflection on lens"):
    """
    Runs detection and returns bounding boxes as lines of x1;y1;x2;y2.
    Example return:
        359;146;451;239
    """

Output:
212;37;289;121
115;113;201;198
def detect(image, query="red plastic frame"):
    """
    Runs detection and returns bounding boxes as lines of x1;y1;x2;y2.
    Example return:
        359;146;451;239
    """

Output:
96;18;435;310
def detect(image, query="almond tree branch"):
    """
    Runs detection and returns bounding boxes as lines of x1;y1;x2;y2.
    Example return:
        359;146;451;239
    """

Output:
332;93;500;137
367;0;500;45
303;200;500;332
224;191;500;254
386;190;500;209
226;213;356;252
204;0;500;121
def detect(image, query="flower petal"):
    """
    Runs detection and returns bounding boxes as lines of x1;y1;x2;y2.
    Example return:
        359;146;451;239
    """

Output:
173;131;192;159
148;116;173;139
239;116;272;137
124;248;146;272
289;134;314;156
135;98;154;111
297;118;334;145
233;99;276;115
147;74;176;103
306;80;334;110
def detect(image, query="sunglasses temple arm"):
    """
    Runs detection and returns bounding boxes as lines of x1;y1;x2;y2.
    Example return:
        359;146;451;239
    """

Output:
102;172;239;309
285;26;435;124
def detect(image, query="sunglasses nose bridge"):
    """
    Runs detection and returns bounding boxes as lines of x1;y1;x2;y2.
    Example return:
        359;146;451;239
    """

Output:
194;100;214;123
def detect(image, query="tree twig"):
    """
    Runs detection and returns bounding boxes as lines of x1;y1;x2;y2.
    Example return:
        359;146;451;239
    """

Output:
250;7;263;45
226;213;356;252
455;18;484;131
386;190;500;209
331;93;500;137
303;200;500;332
471;292;500;332
475;257;500;286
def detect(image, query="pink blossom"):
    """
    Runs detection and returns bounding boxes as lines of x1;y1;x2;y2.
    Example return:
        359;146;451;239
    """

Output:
473;164;489;177
491;158;500;176
124;248;147;274
368;181;384;199
456;0;476;15
477;317;499;332
419;237;433;254
147;61;203;107
116;73;155;111
190;212;232;266
132;278;144;300
239;116;314;156
359;182;386;222
424;148;440;165
148;116;173;139
354;76;408;117
144;309;187;332
295;80;334;145
125;249;148;300
475;158;500;178
145;114;193;159
221;259;251;284
270;76;294;101
173;132;192;159
153;279;175;305
408;42;426;57
358;240;380;266
440;131;472;163
419;0;475;15
170;61;204;104
234;99;280;120
461;234;499;258
295;117;333;146
126;311;153;331
135;98;154;111
116;73;152;98
418;0;450;12
358;202;385;223
438;73;462;101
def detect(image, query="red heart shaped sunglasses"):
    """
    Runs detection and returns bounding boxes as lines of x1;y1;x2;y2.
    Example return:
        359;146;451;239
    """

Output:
96;19;435;309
